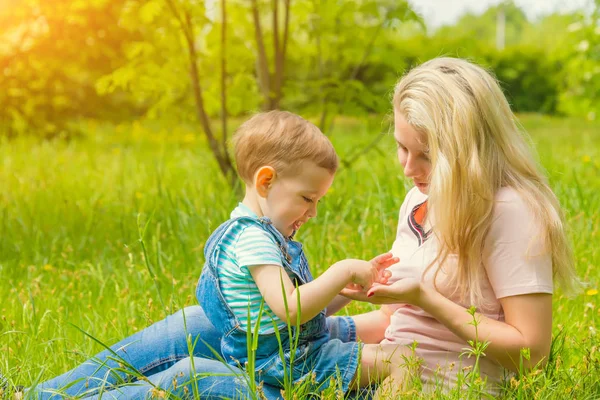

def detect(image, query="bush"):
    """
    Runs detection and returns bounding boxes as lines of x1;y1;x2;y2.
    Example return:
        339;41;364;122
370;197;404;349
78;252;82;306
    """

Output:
478;46;562;114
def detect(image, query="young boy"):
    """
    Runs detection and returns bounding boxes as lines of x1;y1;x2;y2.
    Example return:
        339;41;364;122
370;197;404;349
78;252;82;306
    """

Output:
197;110;410;396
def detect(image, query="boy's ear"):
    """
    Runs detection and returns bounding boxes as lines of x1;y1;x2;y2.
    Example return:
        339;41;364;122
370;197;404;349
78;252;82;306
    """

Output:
255;166;276;198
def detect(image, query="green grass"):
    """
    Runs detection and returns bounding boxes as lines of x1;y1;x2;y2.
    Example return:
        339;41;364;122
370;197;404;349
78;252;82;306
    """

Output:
1;114;599;398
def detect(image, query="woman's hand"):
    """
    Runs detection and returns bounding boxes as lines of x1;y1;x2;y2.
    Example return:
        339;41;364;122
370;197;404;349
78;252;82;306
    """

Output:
368;278;423;304
340;277;424;306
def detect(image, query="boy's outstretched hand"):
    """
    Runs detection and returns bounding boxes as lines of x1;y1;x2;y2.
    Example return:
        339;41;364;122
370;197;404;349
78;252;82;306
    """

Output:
370;252;397;285
341;252;398;294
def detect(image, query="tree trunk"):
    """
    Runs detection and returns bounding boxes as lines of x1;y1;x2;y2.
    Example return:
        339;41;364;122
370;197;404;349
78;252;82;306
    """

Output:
273;0;290;110
221;0;233;177
272;0;280;109
251;0;272;110
165;0;236;186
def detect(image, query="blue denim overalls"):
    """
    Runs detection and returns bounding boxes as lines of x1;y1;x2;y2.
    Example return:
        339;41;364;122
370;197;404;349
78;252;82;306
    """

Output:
196;215;331;386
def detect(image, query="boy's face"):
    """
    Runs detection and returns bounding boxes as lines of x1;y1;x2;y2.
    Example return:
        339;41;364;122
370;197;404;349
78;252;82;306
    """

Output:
259;161;334;237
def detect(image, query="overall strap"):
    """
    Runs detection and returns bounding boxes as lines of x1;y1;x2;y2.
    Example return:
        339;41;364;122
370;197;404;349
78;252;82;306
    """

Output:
203;216;292;266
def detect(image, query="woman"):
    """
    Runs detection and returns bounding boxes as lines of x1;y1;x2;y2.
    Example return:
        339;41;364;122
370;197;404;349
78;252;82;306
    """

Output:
4;57;577;399
342;57;577;393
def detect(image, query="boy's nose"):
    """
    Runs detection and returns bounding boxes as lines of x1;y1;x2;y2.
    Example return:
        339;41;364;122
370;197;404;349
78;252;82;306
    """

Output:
307;204;317;218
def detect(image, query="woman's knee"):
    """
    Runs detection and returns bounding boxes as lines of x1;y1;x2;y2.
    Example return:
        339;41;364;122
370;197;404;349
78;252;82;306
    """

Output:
355;344;412;386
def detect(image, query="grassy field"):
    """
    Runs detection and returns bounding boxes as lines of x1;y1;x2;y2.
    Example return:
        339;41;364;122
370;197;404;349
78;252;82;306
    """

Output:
1;114;599;399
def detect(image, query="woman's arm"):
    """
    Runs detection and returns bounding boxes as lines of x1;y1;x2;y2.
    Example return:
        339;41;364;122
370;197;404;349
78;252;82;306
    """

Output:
356;281;552;372
420;287;552;372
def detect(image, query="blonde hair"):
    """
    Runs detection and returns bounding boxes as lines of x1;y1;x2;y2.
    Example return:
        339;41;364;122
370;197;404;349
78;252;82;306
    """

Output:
393;57;577;305
232;110;338;183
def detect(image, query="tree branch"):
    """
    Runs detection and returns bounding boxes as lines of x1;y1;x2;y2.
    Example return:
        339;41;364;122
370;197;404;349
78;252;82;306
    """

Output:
221;0;230;161
274;0;291;109
325;9;391;136
272;0;280;109
251;0;272;110
340;131;387;171
165;0;236;185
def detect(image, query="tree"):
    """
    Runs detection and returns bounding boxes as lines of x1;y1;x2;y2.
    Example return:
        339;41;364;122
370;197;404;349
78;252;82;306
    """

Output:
97;0;421;184
296;0;422;134
250;0;291;110
164;0;235;184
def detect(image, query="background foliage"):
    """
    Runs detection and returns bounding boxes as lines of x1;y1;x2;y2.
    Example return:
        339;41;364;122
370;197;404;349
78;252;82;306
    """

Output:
2;0;600;141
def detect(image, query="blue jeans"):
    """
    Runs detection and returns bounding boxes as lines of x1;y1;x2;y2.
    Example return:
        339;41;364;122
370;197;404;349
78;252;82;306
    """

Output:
31;306;369;399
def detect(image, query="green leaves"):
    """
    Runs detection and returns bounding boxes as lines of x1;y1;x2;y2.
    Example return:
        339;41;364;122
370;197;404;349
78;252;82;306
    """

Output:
0;0;136;138
139;0;163;24
557;3;600;120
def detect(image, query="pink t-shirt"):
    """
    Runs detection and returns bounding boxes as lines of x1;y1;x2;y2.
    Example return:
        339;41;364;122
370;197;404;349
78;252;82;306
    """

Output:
381;187;553;392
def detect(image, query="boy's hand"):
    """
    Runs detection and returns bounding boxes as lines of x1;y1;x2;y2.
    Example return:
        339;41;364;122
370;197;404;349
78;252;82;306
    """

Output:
340;253;398;298
338;253;399;292
370;252;398;285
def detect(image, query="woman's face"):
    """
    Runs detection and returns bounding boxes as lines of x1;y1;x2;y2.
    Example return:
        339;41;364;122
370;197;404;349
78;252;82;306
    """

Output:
394;110;432;194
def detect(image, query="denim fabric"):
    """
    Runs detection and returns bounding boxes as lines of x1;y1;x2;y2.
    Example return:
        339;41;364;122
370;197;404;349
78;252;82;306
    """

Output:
28;306;278;399
197;216;361;393
29;306;365;399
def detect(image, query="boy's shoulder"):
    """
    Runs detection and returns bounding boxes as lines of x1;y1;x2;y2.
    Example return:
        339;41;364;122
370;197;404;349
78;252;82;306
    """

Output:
220;216;281;248
222;217;286;268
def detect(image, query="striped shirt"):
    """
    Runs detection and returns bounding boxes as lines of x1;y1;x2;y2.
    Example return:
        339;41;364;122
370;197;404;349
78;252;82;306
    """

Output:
216;203;294;333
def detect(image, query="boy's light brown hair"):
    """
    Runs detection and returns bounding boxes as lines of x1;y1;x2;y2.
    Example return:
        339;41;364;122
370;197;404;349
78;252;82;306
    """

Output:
232;110;338;183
